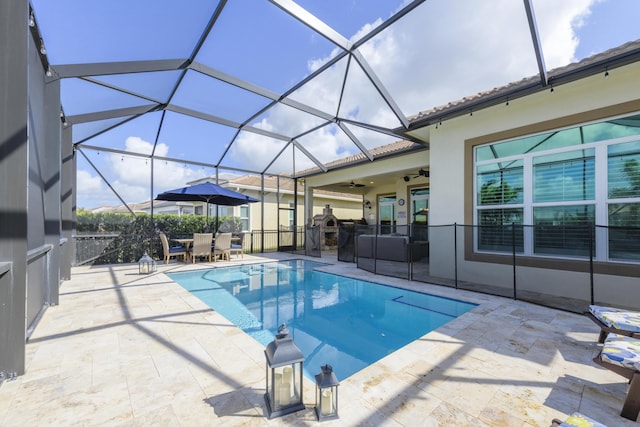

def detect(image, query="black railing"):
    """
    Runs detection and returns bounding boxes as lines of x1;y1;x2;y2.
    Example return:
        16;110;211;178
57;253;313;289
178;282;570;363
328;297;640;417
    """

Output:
75;227;308;265
305;225;321;257
74;224;640;313
74;233;156;266
353;223;640;314
75;233;121;265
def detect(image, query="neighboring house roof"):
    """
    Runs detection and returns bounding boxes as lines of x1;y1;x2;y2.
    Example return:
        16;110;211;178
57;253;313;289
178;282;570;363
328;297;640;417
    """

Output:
94;173;361;213
186;173;239;186
93;199;194;214
87;206;112;213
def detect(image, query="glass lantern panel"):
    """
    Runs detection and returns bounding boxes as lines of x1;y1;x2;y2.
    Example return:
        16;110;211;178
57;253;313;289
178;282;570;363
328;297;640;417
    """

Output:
315;383;338;420
139;262;150;274
292;363;302;404
268;362;303;410
320;386;336;416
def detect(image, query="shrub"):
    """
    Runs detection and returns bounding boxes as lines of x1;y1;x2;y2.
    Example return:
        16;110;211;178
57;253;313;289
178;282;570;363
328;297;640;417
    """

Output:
76;212;239;264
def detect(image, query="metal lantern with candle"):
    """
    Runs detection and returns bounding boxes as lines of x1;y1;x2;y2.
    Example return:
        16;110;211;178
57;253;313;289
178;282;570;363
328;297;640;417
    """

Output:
314;364;339;421
138;252;157;275
264;323;305;418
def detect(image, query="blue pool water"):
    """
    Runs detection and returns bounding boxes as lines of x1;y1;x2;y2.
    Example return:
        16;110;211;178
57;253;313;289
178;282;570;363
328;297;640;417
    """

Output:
168;260;476;380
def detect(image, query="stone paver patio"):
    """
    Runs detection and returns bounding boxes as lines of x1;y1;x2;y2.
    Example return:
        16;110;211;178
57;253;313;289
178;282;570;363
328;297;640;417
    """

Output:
0;252;635;426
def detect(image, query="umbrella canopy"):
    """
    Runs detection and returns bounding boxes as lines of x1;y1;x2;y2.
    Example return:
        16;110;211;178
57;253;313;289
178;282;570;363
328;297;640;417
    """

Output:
155;182;259;230
155;182;259;206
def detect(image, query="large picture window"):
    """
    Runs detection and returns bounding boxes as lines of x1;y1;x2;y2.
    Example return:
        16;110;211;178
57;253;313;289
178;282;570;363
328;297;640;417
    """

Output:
608;140;640;260
533;150;595;203
474;112;640;261
476;161;524;252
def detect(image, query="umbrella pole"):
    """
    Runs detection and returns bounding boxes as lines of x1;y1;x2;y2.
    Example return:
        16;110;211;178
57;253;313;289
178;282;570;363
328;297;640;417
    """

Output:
205;202;209;232
215;205;219;234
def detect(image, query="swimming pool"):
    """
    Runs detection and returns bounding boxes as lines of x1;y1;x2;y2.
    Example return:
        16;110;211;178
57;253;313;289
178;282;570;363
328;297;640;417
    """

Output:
168;260;476;380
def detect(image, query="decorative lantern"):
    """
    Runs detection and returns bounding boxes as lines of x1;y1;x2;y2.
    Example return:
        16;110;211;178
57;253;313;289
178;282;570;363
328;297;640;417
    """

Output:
264;323;305;418
315;364;339;421
138;252;157;275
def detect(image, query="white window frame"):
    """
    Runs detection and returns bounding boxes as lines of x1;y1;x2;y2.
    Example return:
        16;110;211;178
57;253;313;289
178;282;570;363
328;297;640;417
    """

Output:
474;115;640;262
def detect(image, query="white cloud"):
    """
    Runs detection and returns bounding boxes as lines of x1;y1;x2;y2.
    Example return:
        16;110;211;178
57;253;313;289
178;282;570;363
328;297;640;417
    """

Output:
356;0;596;116
227;0;596;167
76;169;107;209
76;1;601;207
77;136;205;209
77;169;103;193
532;0;595;67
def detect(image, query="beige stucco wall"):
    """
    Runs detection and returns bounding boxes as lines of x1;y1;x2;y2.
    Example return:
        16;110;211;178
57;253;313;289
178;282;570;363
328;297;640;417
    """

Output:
186;187;362;231
312;198;364;221
306;150;430;225
426;61;640;309
248;192;362;231
430;62;640;227
297;63;640;308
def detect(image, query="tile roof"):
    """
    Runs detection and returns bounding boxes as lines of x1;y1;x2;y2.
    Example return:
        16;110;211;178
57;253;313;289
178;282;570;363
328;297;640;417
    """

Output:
409;39;640;124
296;139;426;177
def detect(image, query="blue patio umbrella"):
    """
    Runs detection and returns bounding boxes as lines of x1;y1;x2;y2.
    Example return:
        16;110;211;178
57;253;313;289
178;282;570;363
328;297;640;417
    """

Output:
155;182;259;230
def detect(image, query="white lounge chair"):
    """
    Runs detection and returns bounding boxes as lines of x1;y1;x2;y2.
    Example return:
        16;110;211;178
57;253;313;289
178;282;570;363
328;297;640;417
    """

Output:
587;305;640;343
593;333;640;421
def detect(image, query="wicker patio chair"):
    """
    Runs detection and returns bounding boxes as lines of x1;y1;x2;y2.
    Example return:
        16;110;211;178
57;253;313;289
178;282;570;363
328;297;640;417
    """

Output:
159;232;187;264
191;233;213;263
213;232;231;262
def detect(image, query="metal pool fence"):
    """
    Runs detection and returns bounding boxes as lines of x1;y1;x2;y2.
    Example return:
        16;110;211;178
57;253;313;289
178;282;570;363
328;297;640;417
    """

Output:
74;223;640;314
352;223;640;314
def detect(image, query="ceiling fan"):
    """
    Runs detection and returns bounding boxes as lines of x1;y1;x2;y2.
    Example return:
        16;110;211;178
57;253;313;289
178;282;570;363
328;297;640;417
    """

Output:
403;168;429;181
340;181;365;188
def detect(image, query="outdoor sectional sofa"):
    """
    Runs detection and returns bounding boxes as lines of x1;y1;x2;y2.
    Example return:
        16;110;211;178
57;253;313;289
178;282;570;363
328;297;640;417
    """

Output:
357;234;411;262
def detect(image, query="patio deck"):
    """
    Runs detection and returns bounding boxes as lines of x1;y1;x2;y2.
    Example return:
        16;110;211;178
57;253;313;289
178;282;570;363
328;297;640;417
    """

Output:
0;252;635;426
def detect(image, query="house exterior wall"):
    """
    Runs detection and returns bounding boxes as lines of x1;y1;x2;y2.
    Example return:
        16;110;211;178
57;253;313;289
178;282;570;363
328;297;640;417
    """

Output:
248;192;362;231
427;61;640;309
154;204;194;216
147;185;361;231
305;150;430;226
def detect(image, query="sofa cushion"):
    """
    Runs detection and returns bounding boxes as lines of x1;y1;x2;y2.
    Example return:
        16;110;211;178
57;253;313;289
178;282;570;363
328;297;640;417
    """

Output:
357;234;409;262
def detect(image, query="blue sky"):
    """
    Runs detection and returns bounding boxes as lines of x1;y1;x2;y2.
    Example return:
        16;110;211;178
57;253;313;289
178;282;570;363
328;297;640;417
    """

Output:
31;0;640;209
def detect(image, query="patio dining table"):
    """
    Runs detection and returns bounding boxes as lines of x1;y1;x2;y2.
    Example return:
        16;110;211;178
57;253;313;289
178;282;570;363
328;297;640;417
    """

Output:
172;236;240;254
172;237;211;253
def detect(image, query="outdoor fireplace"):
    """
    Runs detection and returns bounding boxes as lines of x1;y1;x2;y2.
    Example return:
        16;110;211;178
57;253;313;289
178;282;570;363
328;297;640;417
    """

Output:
313;205;339;249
